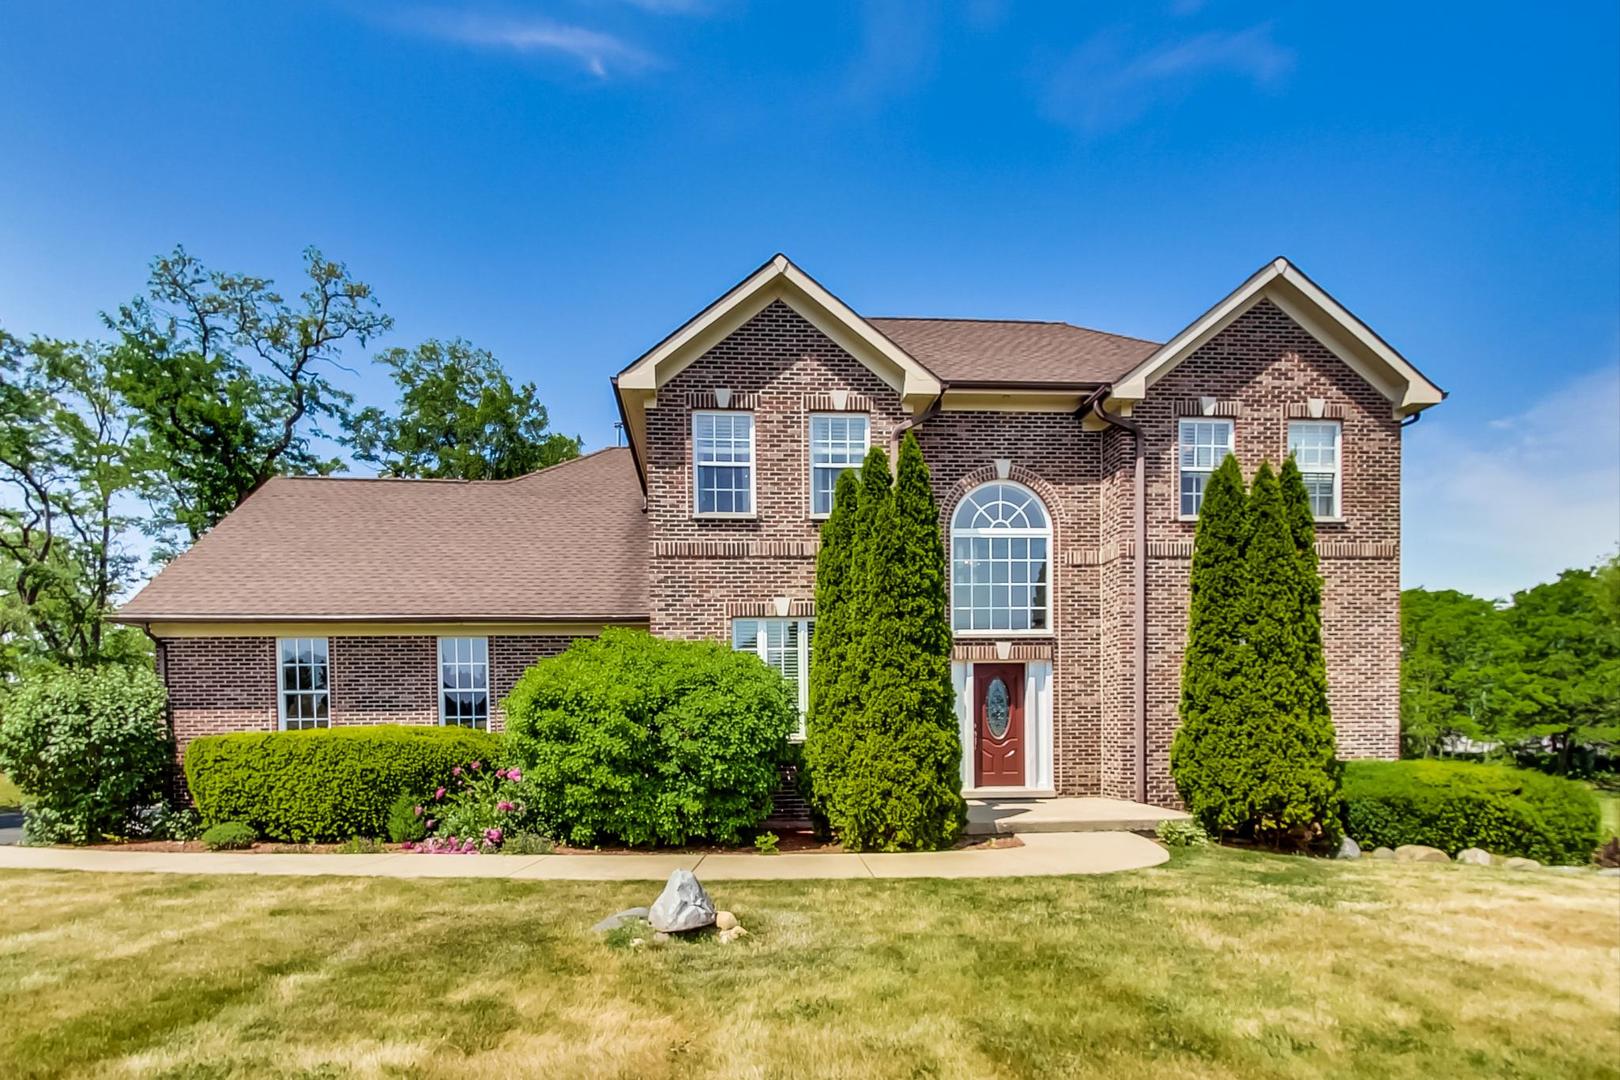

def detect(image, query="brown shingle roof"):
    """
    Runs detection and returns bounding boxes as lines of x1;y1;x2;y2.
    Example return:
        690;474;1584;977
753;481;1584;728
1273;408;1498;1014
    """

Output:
117;448;648;622
867;317;1159;386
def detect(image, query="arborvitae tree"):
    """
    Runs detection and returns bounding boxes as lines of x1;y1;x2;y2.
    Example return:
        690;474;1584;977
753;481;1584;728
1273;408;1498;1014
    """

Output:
835;432;964;850
1242;463;1341;844
803;468;860;824
1280;457;1331;715
1169;454;1255;834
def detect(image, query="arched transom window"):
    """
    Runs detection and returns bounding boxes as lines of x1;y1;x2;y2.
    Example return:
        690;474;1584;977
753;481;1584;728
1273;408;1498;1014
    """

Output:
950;481;1051;633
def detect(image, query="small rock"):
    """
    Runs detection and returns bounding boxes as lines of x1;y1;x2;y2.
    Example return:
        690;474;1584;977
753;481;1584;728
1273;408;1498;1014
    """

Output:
1371;846;1396;860
1503;857;1540;871
1455;848;1492;866
648;869;717;933
629;938;645;949
1336;837;1361;861
716;910;738;931
652;932;671;944
717;926;748;944
1394;844;1451;864
1597;868;1619;878
590;906;651;934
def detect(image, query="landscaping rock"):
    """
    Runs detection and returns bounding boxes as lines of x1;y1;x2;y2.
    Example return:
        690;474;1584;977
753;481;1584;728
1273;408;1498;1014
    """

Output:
716;910;738;931
1546;865;1585;875
1336;837;1361;860
1394;845;1450;864
652;932;671;944
1597;868;1619;878
590;907;650;934
717;925;749;945
1503;857;1540;871
1455;848;1492;866
648;869;716;933
1371;846;1396;860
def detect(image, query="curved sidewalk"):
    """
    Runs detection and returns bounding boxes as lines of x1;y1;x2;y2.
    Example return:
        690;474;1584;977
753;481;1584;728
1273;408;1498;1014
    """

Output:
0;831;1167;882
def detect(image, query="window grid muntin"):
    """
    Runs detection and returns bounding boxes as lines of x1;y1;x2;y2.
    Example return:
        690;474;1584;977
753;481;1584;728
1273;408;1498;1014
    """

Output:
692;410;755;516
809;413;869;517
438;636;490;729
1288;420;1341;519
731;617;814;737
950;482;1052;634
278;637;330;731
1178;419;1234;518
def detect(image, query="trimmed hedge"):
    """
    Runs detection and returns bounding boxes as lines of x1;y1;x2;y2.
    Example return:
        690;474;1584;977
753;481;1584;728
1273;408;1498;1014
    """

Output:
184;725;499;842
504;628;797;846
1341;759;1601;865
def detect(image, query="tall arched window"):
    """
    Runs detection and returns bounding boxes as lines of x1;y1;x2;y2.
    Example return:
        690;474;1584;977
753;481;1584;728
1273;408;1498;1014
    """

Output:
950;481;1051;633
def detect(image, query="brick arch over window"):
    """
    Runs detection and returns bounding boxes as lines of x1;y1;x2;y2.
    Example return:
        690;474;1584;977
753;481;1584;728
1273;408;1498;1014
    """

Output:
942;465;1060;636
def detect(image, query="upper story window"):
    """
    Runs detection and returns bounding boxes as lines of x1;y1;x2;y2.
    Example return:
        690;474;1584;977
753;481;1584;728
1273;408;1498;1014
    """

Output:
278;637;329;730
1289;420;1342;519
732;617;814;736
438;636;490;729
809;413;869;517
1178;418;1234;518
693;411;755;516
951;482;1051;634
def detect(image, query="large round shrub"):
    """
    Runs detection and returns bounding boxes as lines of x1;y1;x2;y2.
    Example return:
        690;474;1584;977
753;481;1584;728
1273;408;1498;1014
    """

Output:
0;664;171;844
184;725;499;842
1342;759;1601;865
503;628;797;846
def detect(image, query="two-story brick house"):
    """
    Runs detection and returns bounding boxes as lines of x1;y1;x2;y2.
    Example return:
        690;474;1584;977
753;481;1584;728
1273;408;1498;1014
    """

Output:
117;254;1444;808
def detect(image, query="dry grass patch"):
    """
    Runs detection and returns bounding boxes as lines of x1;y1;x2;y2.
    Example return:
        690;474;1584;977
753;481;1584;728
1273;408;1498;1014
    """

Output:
0;848;1615;1078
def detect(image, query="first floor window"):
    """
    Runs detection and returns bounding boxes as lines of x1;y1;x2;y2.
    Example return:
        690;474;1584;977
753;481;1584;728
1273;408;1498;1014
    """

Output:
732;617;813;736
1288;420;1342;519
439;636;490;729
1178;418;1234;517
809;413;869;516
693;411;755;515
278;637;329;730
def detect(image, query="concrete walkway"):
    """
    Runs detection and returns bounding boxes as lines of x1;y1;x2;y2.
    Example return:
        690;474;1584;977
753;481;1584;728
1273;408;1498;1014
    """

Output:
966;796;1188;835
0;831;1167;881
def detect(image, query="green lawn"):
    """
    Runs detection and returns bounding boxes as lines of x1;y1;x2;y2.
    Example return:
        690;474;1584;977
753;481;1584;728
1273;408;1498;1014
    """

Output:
0;848;1615;1079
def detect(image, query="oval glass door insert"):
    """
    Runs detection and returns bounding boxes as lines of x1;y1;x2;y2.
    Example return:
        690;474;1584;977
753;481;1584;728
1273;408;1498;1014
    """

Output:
985;677;1011;739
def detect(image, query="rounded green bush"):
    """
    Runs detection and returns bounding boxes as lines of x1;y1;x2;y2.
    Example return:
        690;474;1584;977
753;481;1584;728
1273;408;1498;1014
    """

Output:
200;821;256;851
503;628;797;846
184;725;499;843
0;664;171;844
1342;759;1602;865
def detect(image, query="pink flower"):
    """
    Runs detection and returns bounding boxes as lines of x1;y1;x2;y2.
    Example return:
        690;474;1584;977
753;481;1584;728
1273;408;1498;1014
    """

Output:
413;805;423;817
425;819;436;830
485;827;503;844
497;800;515;813
471;761;482;771
506;768;522;783
452;766;462;777
434;787;446;800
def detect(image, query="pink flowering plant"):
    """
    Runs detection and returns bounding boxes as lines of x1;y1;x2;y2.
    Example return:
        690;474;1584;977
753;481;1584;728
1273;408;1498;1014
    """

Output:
402;760;533;853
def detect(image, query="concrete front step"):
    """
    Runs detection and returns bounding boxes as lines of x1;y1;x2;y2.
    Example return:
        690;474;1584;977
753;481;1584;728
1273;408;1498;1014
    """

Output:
966;796;1189;835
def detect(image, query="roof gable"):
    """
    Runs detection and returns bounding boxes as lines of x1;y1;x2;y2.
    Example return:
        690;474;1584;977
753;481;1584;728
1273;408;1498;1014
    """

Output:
1108;258;1446;417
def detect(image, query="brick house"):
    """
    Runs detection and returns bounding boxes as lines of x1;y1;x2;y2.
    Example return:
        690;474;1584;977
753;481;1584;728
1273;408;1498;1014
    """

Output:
117;254;1444;807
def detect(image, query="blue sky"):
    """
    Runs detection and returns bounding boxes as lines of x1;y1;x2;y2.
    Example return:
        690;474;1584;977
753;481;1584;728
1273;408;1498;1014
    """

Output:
1;2;1616;599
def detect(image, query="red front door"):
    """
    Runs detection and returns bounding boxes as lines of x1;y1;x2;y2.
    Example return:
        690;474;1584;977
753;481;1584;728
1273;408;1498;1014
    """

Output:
974;663;1025;787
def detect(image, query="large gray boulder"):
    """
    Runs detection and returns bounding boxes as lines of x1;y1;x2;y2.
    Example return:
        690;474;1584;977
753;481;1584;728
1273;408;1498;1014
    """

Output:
1455;847;1492;866
1395;844;1451;864
1336;836;1361;860
649;869;716;933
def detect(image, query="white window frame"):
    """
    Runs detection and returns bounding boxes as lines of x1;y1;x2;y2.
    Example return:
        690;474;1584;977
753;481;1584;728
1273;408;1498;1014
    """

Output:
1177;418;1235;520
277;637;330;731
1288;420;1343;521
692;410;756;518
732;617;813;739
949;481;1053;637
437;636;491;729
808;413;870;519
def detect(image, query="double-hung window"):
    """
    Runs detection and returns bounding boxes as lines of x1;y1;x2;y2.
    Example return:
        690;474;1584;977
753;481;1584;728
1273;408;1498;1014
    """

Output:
278;637;329;730
1288;421;1342;519
732;617;814;736
438;636;490;729
1178;419;1234;518
693;411;755;516
809;414;869;517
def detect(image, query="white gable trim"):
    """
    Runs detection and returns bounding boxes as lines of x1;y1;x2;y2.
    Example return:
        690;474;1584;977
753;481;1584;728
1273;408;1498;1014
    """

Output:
1107;258;1445;417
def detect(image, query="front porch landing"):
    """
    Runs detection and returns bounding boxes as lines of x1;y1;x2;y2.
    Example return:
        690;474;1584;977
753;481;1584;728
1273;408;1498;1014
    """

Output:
966;797;1189;836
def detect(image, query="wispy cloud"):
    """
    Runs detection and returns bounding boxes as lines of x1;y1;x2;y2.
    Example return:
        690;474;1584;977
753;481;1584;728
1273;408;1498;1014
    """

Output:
393;8;657;78
1043;22;1294;132
1404;364;1620;599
